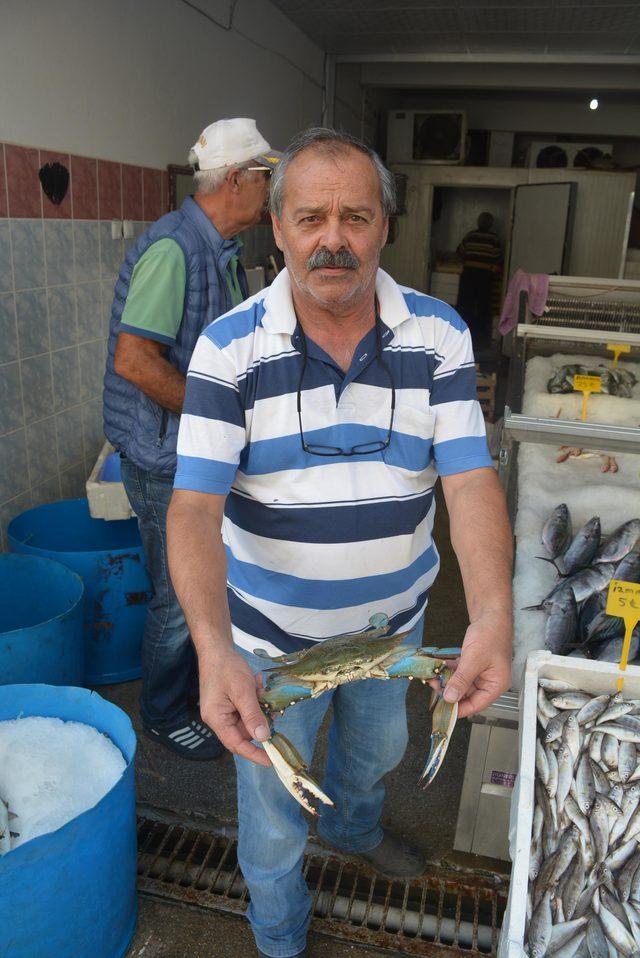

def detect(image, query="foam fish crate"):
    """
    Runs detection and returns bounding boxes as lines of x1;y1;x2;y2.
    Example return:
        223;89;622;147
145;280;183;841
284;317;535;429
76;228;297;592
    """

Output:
85;441;134;521
498;649;640;958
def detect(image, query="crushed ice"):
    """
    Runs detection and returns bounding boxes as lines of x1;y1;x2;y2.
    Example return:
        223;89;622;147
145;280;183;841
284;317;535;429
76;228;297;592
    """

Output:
0;716;126;854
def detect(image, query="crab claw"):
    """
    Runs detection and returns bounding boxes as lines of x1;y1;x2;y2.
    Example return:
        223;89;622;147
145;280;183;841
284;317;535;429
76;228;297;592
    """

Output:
418;692;458;789
262;731;334;816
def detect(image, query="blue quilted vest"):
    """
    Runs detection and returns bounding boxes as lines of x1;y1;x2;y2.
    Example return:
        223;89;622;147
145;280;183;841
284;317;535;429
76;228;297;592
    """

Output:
103;197;247;477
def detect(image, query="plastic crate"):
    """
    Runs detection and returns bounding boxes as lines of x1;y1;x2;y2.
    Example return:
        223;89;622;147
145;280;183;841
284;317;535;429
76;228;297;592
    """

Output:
85;441;134;521
498;650;640;958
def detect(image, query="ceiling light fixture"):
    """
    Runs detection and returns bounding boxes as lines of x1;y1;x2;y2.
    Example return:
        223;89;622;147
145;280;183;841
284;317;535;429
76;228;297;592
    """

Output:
589;98;599;110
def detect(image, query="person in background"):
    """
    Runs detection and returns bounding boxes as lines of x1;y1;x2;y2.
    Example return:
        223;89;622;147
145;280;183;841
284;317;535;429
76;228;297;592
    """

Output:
167;128;513;958
102;118;282;759
456;211;502;353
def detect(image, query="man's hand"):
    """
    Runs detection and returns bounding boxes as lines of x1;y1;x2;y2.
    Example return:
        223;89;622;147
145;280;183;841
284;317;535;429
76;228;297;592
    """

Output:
442;612;512;719
199;646;272;767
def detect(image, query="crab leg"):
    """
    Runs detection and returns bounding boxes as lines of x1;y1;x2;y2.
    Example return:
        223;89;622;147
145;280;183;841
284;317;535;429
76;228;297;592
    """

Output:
419;678;458;789
259;678;316;717
384;646;461;684
262;731;334;815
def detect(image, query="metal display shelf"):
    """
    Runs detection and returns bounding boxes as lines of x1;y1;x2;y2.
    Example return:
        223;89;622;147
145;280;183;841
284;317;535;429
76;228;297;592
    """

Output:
501;407;640;457
454;276;640;864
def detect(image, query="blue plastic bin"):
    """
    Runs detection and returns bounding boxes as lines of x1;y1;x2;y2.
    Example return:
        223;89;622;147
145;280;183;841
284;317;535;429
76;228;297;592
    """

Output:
0;554;84;686
8;499;151;685
0;684;137;958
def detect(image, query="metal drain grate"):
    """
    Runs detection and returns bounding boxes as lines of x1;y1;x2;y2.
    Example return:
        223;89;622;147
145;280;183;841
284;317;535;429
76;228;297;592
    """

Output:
137;815;507;956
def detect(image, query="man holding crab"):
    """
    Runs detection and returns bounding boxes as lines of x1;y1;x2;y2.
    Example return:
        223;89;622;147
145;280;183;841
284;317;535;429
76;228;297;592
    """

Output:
167;127;513;958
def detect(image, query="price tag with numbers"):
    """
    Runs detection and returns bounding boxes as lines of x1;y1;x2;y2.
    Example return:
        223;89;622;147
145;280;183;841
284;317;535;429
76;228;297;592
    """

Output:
606;579;640;691
572;373;602;422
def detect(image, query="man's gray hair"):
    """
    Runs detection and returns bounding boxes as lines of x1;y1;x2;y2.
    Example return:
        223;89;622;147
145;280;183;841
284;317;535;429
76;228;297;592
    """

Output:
270;128;396;218
187;149;255;196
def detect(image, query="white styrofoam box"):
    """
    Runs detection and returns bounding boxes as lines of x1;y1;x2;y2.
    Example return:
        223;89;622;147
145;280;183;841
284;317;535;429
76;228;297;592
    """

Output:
85;441;135;521
498;650;640;958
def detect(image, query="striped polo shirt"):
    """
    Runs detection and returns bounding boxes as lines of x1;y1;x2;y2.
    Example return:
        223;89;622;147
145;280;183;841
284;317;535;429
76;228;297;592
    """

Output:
174;267;492;656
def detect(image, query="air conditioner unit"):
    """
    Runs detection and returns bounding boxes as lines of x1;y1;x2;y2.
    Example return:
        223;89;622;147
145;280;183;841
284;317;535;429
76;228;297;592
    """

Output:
528;141;613;169
387;110;467;165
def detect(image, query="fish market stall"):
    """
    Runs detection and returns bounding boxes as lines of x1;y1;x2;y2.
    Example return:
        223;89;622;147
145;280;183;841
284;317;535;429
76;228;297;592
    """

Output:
454;277;640;864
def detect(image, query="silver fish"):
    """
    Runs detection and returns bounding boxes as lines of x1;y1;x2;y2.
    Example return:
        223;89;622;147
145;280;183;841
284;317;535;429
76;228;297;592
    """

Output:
601;733;619;769
529;889;554;957
615;550;640;584
597;901;637;956
563;713;581;767
597;723;640;743
546;590;579;655
543;504;574;560
540;678;579;693
536;738;550;786
585;916;609;958
576;752;596;815
617;848;640;903
564;563;616;604
553;692;594;710
594;520;640;565
576;695;611;726
546;710;574;744
562;517;601;576
549;916;590;951
618;741;637;783
589;798;610;865
557;744;575;811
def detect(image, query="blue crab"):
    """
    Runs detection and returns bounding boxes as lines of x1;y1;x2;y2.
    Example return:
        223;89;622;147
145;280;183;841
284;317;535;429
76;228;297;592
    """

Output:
254;614;461;814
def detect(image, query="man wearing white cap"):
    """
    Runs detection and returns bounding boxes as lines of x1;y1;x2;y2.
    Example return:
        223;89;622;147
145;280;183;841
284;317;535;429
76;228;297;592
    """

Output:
103;118;282;760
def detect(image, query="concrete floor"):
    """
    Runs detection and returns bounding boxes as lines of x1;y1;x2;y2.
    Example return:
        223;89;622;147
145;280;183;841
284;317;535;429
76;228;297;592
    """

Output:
99;489;483;958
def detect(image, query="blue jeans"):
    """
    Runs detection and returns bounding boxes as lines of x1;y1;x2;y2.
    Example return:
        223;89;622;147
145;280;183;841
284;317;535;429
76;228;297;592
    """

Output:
120;458;197;729
234;616;422;957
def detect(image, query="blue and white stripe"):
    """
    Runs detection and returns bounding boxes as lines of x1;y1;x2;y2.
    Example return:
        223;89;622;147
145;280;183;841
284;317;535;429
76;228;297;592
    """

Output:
175;268;492;653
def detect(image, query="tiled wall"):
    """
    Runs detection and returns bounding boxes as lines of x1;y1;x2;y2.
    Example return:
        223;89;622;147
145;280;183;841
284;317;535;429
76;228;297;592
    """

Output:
0;142;169;550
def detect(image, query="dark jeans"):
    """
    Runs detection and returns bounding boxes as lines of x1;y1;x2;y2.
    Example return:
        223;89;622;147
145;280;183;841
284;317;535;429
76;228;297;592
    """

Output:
120;457;198;729
457;266;493;351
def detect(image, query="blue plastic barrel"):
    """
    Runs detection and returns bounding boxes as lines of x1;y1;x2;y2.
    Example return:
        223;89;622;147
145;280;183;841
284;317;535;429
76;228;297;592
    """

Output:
0;554;84;686
0;684;137;957
8;499;151;685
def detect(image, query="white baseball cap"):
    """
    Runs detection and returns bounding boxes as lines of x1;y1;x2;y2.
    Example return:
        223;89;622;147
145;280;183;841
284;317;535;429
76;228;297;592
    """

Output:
190;118;282;172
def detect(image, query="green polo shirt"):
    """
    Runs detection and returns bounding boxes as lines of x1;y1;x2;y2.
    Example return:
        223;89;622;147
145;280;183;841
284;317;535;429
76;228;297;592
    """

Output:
120;238;244;345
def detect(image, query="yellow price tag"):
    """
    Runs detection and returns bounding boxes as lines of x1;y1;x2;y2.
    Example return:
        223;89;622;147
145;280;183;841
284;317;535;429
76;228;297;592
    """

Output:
572;374;602;422
606;579;640;691
607;343;631;367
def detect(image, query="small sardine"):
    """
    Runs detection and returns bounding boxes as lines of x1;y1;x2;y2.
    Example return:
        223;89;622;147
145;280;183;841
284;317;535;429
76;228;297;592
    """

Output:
529;889;554;958
563;713;581;766
619;741;638;783
576;695;610;726
576;753;596;815
557;744;574;811
601;733;619;769
546;710;574;744
585;916;609;958
553;692;594;710
589;798;610;865
536;739;550;786
540;678;578;693
598;901;637;956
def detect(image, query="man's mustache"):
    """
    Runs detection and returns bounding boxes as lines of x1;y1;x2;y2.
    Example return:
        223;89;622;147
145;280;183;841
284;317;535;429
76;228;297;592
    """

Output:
307;247;360;270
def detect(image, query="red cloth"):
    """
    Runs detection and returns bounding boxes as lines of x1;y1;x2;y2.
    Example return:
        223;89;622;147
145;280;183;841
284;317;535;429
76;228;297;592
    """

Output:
498;269;549;335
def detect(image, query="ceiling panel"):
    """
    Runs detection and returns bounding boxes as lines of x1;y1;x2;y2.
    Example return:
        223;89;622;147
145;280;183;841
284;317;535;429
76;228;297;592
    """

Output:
269;0;640;57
